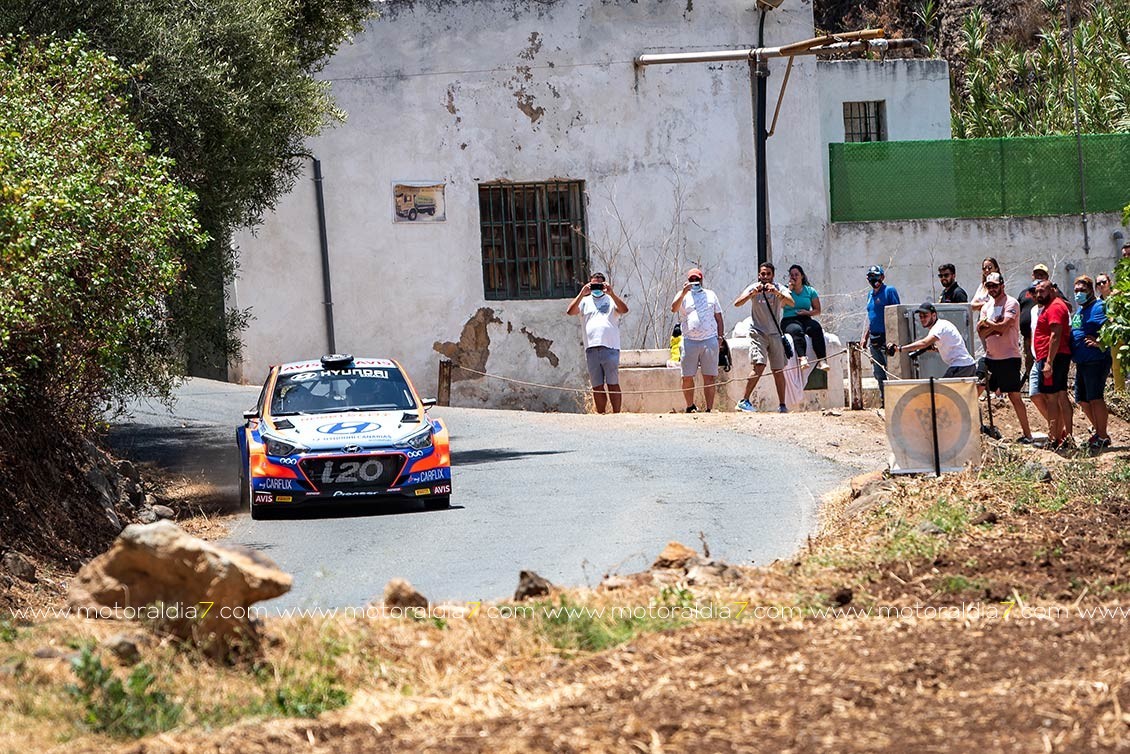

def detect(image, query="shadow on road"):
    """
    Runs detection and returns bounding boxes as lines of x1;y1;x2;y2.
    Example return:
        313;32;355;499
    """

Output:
106;425;234;477
253;500;465;521
450;448;568;466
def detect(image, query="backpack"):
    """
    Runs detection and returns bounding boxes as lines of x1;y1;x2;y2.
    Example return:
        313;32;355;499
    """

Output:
718;337;732;372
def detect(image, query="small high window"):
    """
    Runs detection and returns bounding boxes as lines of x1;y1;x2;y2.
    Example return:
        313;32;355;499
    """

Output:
843;101;887;143
479;181;588;300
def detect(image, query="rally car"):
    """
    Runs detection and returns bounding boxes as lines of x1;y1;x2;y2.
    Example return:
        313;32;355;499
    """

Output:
236;354;452;519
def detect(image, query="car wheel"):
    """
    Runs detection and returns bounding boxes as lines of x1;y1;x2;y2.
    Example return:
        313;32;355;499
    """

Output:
408;208;418;221
424;495;450;510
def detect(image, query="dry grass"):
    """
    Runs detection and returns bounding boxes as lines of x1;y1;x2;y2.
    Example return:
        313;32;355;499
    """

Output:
3;447;1129;752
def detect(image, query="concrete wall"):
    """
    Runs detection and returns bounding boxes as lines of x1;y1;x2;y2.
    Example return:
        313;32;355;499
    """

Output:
817;59;952;145
229;0;831;410
823;212;1125;341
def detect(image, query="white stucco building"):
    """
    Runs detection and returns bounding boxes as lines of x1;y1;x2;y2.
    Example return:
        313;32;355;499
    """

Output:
230;0;1117;410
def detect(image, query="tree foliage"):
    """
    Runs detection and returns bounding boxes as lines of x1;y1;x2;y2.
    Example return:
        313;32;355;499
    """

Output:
0;36;205;425
0;0;373;374
952;0;1130;137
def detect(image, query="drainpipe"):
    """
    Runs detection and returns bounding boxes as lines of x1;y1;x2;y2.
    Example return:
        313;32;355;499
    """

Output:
753;8;769;268
289;153;337;353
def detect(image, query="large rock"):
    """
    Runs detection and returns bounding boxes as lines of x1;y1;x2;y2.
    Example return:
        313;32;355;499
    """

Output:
514;570;554;601
652;541;698;570
383;578;428;610
2;551;36;583
68;521;291;658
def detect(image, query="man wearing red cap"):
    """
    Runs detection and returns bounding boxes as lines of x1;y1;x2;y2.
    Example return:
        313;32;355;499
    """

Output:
670;268;724;412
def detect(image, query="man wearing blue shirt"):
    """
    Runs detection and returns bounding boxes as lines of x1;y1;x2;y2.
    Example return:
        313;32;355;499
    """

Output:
1070;275;1111;449
860;265;900;405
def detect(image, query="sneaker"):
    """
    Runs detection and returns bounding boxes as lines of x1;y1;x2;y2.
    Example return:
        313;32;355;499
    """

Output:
1017;435;1034;445
736;399;756;412
778;404;788;413
685;405;697;413
815;360;830;371
799;356;810;369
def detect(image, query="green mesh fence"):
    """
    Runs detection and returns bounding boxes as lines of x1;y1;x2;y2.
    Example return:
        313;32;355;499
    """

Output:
829;134;1130;222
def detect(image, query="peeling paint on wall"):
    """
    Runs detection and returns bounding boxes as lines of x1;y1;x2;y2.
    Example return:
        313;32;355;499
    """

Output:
514;91;546;124
519;326;560;367
518;31;543;61
432;308;502;382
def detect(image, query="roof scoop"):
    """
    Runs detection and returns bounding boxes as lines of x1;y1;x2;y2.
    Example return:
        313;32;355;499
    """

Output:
321;353;354;369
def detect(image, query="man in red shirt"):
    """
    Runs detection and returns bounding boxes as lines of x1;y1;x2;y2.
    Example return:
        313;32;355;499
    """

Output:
1033;280;1073;448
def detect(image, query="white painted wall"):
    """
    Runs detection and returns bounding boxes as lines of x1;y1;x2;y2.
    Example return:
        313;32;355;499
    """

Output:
817;59;952;145
823;212;1124;341
230;0;830;410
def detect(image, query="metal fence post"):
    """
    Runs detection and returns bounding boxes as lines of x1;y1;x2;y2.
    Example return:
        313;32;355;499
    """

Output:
849;341;863;410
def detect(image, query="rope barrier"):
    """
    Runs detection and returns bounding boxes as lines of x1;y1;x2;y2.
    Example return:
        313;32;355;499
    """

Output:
449;344;854;397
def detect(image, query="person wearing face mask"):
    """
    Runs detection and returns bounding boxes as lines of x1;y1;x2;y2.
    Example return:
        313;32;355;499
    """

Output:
1070;275;1111;449
567;272;629;414
860;265;900;403
1033;280;1074;449
670;268;724;413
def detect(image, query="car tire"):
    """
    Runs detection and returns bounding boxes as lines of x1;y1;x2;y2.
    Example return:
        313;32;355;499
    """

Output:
424;495;450;510
408;208;418;221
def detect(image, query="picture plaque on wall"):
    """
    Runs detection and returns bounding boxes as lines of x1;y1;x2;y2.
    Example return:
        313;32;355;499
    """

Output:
393;181;446;223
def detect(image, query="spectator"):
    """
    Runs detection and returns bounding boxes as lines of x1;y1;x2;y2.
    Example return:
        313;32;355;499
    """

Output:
1033;280;1073;449
937;263;969;303
861;265;900;404
733;262;794;413
781;264;829;371
1123;240;1130;259
970;257;1001;313
976;272;1033;443
1017;263;1065;387
566;272;629;414
892;302;977;377
670;267;724;413
1095;273;1112;301
1071;275;1112;450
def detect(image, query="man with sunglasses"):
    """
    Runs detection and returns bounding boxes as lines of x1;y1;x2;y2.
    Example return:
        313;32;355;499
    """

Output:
891;302;977;378
937;263;968;304
976;272;1033;443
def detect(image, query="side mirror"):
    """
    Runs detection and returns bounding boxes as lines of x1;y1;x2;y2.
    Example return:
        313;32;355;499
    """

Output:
421;398;437;410
243;409;260;421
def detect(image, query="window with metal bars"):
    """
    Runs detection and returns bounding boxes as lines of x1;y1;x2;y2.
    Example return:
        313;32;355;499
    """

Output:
478;181;588;300
842;101;887;143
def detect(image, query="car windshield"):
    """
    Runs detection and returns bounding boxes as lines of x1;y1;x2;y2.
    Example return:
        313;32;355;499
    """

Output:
270;366;417;415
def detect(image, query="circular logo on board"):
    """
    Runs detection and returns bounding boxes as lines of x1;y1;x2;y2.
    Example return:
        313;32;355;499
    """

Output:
888;383;973;466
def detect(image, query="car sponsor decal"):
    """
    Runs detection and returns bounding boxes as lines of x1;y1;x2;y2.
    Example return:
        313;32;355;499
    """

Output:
431;483;451;495
255;477;301;491
316;421;382;435
276;496;293;503
405;467;450;485
290;368;391;381
274;456;299;466
332;489;380;497
254;492;273;504
414;489;430;496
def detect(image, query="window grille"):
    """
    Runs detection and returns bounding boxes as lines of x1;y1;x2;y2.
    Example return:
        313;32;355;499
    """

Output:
842;101;887;143
478;181;588;300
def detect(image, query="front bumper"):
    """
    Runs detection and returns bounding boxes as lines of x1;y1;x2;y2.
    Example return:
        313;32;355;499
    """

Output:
251;449;451;507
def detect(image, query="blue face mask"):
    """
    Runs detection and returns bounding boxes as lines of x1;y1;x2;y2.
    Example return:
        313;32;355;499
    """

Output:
591;289;605;298
691;282;703;292
1074;291;1089;306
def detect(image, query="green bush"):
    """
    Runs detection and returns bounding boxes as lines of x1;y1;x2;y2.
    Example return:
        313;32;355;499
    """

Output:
67;647;182;738
0;36;204;426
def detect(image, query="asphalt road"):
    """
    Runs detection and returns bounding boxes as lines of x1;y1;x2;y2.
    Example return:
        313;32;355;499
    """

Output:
109;378;853;611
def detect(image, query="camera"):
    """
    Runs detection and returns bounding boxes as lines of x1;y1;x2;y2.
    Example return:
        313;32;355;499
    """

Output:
590;282;604;291
885;343;898;357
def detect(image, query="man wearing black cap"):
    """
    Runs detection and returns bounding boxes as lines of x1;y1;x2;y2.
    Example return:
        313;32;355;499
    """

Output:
892;302;977;378
861;265;900;401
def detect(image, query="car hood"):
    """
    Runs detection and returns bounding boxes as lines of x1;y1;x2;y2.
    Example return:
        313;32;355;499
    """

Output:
264;410;428;451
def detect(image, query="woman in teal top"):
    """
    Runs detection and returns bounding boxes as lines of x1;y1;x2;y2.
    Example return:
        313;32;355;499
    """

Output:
781;264;829;370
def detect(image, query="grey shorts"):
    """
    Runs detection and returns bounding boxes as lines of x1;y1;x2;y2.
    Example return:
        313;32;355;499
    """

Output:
585;346;620;387
943;364;978;378
748;330;787;371
681;337;719;378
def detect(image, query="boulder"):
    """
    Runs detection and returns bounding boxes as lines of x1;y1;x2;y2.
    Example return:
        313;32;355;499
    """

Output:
116;460;141;485
846;491;891;517
102;633;144;665
849;470;887;498
68;521;291;658
383;578;428;610
685;558;742;586
136;507;159;524
151;505;175;521
2;551;37;583
651;541;698;570
85;467;117;507
514;570;554;601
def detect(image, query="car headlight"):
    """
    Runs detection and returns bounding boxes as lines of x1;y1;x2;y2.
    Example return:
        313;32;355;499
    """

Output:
405;427;434;450
263;434;305;457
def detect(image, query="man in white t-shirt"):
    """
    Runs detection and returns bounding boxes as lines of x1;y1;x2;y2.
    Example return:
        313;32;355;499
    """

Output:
669;267;724;412
892;302;977;378
566;272;629;413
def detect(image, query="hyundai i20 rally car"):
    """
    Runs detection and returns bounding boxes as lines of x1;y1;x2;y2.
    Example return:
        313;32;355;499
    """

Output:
236;354;451;519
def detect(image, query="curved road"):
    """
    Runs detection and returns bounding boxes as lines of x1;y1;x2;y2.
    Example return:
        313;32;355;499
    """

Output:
110;378;852;611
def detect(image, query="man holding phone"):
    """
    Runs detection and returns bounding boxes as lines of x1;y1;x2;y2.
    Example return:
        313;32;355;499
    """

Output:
567;272;629;413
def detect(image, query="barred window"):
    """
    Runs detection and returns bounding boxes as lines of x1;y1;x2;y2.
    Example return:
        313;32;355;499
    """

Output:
842;101;887;143
479;181;588;300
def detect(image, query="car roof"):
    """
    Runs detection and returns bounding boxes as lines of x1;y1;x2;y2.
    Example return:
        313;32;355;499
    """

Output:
277;357;400;375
